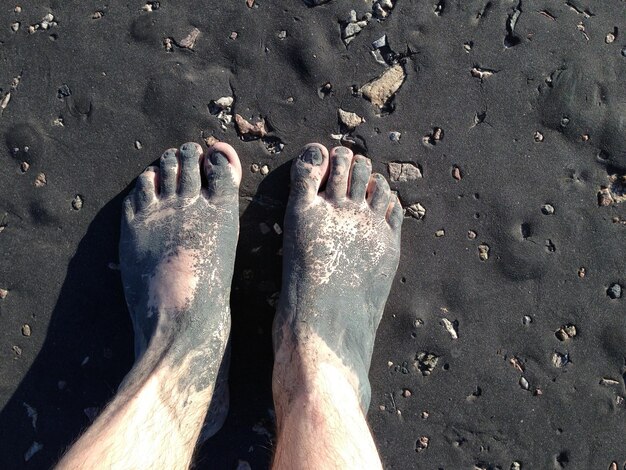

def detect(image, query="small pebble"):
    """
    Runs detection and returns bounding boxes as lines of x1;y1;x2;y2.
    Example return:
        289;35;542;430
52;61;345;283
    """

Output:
21;324;31;336
402;389;412;397
250;163;260;173
519;376;529;390
452;166;462;181
0;288;8;299
278;30;287;39
478;243;489;261
273;223;282;235
72;195;83;211
522;315;532;325
405;203;426;220
467;230;477;239
14;6;22;13
578;267;586;278
379;404;386;411
11;22;20;32
511;462;522;470
34;173;47;187
230;31;238;40
541;204;555;215
18;161;28;173
533;131;544;142
607;283;622;299
134;140;142;149
463;42;472;52
92;11;103;19
389;131;401;142
435;229;445;237
260;164;269;175
415;436;429;453
581;134;589;141
421;411;429;419
12;345;22;356
606;32;616;43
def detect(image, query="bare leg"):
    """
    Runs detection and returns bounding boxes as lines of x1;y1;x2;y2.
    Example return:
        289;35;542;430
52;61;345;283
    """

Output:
272;144;403;469
58;142;242;470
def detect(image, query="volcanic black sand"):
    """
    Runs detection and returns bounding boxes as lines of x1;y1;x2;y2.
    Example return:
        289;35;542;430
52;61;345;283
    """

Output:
0;0;625;468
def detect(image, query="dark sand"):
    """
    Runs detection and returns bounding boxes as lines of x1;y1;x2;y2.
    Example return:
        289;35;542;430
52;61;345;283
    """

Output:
0;0;625;468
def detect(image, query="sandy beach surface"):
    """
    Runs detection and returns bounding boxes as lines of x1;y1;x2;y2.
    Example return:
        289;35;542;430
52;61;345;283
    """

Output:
0;0;625;468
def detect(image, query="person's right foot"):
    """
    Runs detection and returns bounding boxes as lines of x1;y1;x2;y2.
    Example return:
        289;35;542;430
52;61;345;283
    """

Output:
273;144;403;413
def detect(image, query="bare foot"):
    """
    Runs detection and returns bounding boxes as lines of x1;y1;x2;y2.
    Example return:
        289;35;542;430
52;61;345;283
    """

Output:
120;141;242;440
273;144;403;413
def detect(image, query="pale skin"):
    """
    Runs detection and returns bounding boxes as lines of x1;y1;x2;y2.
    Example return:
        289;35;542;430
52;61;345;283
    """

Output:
57;141;402;470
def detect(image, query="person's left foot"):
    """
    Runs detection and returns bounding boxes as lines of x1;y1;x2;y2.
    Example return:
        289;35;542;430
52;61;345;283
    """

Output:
119;141;242;440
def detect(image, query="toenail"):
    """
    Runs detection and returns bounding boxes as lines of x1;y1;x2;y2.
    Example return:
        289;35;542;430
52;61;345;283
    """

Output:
335;147;350;157
300;146;323;166
210;151;229;165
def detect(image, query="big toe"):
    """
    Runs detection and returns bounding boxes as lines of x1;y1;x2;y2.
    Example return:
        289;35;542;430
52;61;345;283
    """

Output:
289;143;330;205
204;142;242;198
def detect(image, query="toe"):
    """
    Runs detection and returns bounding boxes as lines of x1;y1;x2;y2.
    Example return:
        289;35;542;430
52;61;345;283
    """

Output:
178;142;203;197
289;143;330;205
204;142;242;198
386;194;404;230
348;155;371;201
366;173;391;214
159;148;179;197
324;146;353;202
133;166;158;212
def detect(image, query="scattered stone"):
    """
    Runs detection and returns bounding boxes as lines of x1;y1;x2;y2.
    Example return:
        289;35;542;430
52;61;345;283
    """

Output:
467;230;477;239
14;6;22;13
259;164;270;176
379;404;386;411
452;165;462;181
0;289;8;299
464;42;473;52
57;84;72;99
235;114;267;139
414;351;439;376
405;203;426;220
606;32;616;44
519;376;529;390
388;131;401;142
24;442;43;462
607;283;622;299
600;377;620;386
278;30;287;39
388;162;422;182
23;403;37;429
246;0;255;7
598;187;614;206
578;267;586;278
163;37;174;51
134;140;142;149
577;22;590;41
359;63;405;110
337;109;364;129
373;0;395;19
511;462;522;470
0;92;11;113
441;318;458;339
545;239;556;252
402;389;412;398
522;315;532;325
142;1;161;11
318;82;333;99
541;203;555;215
92;11;103;19
471;66;497;80
52;117;64;126
341;10;372;46
34;173;47;187
229;31;238;40
21;162;30;174
84;407;99;422
555;324;577;341
533;131;544;142
415;436;429;453
250;163;260;173
12;345;22;356
38;13;56;30
72;195;83;211
478;244;489;261
372;35;387;49
178;27;200;49
21;324;31;336
423;127;444;146
435;229;445;237
551;351;570;368
581;134;589;141
509;356;525;372
273;223;282;235
11;22;20;32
